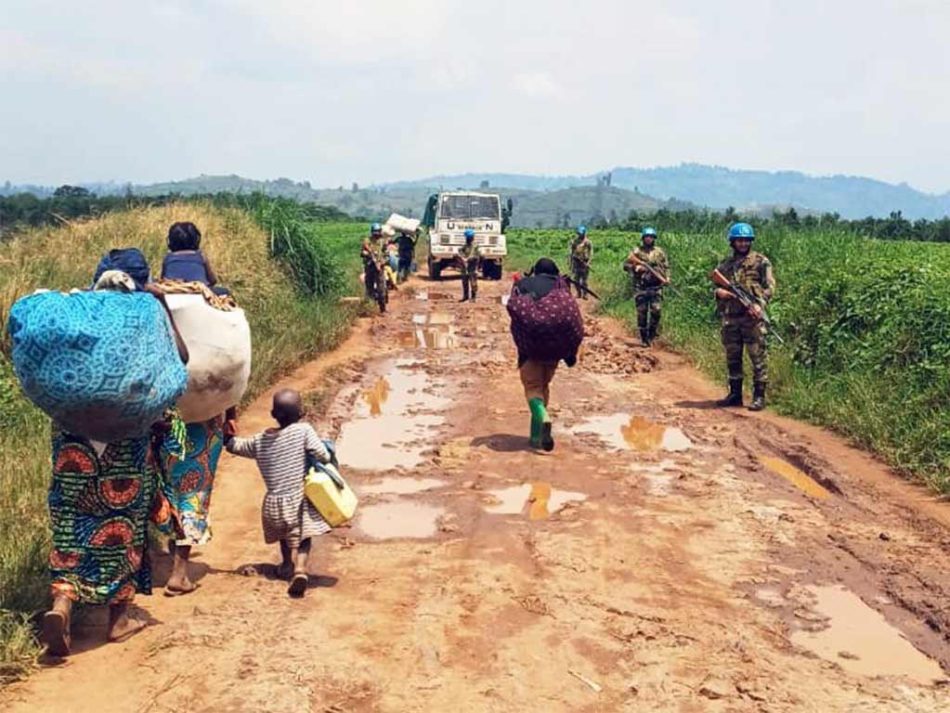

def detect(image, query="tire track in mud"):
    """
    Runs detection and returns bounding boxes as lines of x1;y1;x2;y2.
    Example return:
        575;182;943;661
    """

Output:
4;277;950;712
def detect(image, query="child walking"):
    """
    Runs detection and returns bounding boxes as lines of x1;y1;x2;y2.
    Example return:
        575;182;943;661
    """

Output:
224;389;331;597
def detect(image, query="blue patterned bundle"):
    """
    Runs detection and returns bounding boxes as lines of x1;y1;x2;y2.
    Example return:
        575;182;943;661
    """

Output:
8;291;188;441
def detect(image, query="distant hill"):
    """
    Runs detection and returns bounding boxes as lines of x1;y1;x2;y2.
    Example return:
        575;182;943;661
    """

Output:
385;164;950;220
6;162;950;222
1;175;697;228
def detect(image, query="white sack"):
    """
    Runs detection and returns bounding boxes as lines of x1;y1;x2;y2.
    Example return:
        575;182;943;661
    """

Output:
165;293;252;423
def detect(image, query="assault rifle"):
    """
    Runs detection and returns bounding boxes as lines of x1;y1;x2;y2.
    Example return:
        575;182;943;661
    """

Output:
626;253;680;296
709;269;784;344
565;276;601;300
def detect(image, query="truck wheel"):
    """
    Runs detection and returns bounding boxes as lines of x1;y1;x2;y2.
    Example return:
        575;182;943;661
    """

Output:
485;262;502;280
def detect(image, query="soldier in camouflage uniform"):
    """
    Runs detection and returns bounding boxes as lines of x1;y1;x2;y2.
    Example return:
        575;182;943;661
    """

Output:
623;227;669;346
715;222;775;411
568;225;593;299
457;228;481;302
360;223;387;312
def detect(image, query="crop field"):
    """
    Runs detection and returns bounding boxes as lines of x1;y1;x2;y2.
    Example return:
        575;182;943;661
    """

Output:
507;226;950;493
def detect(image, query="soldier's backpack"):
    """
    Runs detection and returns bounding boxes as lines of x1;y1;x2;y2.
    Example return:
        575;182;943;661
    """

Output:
507;276;584;363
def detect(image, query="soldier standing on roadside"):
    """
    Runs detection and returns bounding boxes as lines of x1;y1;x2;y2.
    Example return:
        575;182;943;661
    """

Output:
715;222;775;411
623;227;669;346
457;228;481;302
568;225;593;299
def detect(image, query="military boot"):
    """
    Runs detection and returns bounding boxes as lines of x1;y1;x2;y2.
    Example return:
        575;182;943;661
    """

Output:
748;383;766;411
639;328;650;346
717;379;743;407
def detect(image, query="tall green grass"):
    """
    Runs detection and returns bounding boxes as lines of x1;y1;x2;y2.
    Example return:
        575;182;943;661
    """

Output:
0;202;362;683
509;227;950;493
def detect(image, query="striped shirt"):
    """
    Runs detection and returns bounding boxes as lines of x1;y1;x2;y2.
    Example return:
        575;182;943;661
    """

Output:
226;422;329;495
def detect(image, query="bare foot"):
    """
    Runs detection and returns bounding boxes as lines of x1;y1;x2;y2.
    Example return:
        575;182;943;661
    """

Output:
107;605;148;643
164;573;198;596
288;572;308;598
41;598;72;657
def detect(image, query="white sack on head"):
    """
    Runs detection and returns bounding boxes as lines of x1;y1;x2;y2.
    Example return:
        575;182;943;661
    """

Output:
164;293;252;423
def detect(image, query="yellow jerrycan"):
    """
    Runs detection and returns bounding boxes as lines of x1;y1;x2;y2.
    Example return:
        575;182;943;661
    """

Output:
305;463;358;527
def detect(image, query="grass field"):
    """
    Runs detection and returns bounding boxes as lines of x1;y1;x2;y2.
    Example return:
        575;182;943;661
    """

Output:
0;205;366;682
507;226;950;494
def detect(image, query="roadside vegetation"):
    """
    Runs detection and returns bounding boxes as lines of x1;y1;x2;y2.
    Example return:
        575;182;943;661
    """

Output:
508;225;950;494
0;200;364;682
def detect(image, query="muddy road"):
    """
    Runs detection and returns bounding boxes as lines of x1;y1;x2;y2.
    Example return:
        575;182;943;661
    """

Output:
5;277;950;712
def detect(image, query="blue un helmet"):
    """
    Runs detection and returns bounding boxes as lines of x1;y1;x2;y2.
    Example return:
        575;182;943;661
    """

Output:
371;222;382;236
641;226;658;239
727;222;755;241
464;228;475;241
576;225;588;236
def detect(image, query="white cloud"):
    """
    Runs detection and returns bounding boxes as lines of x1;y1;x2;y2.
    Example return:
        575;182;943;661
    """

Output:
512;72;564;100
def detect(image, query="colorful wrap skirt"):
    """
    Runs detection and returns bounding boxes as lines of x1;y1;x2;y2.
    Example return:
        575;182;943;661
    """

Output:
48;431;160;605
159;419;223;547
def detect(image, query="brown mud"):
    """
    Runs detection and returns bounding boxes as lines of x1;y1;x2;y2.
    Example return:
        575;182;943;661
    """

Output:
4;279;950;712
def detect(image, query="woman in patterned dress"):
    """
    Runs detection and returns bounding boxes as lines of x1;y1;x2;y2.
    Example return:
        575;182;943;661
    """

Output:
158;410;232;596
41;262;189;656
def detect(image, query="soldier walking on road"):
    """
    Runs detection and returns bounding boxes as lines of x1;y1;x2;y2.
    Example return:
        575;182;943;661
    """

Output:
457;228;481;302
360;223;387;312
569;225;593;299
715;222;776;411
623;227;669;346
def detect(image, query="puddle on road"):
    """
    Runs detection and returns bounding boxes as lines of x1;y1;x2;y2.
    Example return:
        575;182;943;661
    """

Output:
403;313;458;350
760;456;830;500
415;290;429;301
356;500;445;539
484;483;587;519
792;585;944;685
360;477;444;495
337;360;450;471
575;414;692;452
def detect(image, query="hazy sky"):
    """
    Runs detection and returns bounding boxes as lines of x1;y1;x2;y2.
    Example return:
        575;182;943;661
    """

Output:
2;1;948;191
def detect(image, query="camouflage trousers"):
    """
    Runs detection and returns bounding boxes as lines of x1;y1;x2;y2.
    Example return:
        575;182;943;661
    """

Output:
721;317;768;384
571;260;590;298
461;271;478;300
635;291;662;334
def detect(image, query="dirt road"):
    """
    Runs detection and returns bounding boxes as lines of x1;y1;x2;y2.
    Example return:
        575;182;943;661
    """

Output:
5;277;950;712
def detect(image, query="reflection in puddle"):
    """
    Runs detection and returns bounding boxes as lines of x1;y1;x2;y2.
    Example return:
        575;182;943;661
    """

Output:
357;500;445;539
575;414;692;452
360;477;444;495
415;290;429;301
485;483;587;519
760;457;830;500
791;585;944;684
337;360;449;471
406;314;457;350
363;376;391;416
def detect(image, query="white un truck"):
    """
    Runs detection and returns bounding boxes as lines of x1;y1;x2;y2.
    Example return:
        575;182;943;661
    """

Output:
422;191;512;280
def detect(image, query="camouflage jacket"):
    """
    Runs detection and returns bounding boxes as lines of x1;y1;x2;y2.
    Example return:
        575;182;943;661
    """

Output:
625;245;669;292
570;237;592;265
715;250;775;318
361;238;383;266
457;242;481;274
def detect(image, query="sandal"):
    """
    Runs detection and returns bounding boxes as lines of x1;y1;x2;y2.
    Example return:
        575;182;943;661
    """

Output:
42;610;71;657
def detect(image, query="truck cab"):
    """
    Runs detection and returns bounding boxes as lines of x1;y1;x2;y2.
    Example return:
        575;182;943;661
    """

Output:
422;191;511;280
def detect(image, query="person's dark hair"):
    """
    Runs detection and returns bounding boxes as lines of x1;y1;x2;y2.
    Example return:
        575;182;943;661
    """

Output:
271;389;303;428
532;257;560;276
167;222;202;251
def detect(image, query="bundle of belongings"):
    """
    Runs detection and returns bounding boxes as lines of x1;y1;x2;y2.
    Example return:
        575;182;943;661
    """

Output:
151;280;251;423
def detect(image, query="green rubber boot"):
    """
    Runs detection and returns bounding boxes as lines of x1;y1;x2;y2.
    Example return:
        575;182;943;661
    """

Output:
528;398;553;451
529;414;541;448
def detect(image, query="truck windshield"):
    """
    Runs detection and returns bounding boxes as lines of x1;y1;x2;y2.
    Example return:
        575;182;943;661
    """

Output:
440;195;499;220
